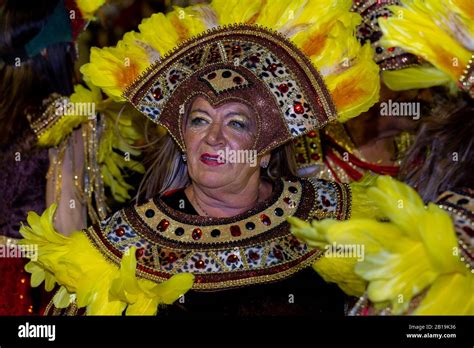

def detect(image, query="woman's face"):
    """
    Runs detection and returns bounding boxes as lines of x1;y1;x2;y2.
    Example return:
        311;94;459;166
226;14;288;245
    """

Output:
183;97;261;189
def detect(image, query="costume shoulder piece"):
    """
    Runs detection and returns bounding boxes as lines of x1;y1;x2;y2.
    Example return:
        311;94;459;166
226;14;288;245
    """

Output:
84;177;351;290
19;177;350;315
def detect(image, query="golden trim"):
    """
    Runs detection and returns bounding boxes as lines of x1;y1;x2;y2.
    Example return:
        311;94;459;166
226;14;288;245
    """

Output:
135;179;301;245
123;25;337;149
83;177;345;290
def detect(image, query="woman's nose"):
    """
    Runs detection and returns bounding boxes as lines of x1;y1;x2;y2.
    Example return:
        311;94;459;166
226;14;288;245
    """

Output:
204;122;225;146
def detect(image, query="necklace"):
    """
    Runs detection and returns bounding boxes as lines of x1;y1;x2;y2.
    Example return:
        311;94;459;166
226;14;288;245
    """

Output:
191;188;260;217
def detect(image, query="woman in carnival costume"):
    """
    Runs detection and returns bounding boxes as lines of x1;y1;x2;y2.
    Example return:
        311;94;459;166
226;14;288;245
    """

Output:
18;0;384;316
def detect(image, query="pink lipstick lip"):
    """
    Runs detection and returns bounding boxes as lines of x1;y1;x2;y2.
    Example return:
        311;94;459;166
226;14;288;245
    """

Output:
200;153;225;166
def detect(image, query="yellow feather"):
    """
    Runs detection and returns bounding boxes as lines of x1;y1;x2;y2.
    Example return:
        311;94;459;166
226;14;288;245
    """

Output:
255;0;308;30
349;175;380;219
378;0;473;89
76;0;105;20
382;66;453;91
420;204;466;273
211;0;265;25
313;256;366;297
80;32;150;101
367;176;426;240
415;273;474;315
287;216;328;249
52;286;74;308
19;205;195;316
290;176;473;314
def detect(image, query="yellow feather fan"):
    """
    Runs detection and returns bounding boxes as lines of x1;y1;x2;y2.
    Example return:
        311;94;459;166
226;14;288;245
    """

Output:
81;0;380;122
289;176;473;315
19;204;194;315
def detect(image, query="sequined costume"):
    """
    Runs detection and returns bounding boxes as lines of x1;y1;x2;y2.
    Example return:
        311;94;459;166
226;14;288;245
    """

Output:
45;177;353;316
18;0;382;316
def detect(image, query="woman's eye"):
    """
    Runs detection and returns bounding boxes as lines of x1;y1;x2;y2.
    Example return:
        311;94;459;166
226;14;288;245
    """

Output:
229;120;246;129
190;117;208;126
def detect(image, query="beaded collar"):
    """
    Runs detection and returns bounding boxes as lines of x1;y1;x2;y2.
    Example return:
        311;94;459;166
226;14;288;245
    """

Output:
85;177;351;290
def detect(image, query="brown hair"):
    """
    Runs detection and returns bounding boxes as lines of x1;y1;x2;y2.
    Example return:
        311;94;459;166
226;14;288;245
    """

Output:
399;99;474;202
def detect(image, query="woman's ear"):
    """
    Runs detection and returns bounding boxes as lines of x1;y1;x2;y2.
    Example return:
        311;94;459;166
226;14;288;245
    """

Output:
260;153;271;168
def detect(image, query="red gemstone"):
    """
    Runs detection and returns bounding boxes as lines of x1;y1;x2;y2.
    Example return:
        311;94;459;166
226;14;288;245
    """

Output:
249;251;260;261
294;102;304;114
308;130;317;138
388;47;395;52
152;88;162;100
278;83;289;93
269;63;278;72
192;228;202;240
195;259;205;269
227;254;239;263
233;76;243;85
260;214;271;226
310;153;320;161
297;153;306;163
230;225;241;237
207;72;216;80
290;238;301;248
273;248;283;260
115;227;125;237
135;248;145;258
232;45;241;53
462;226;474;236
169;74;179;83
322;196;331;207
283;197;291;205
157;219;170;232
167;252;177;263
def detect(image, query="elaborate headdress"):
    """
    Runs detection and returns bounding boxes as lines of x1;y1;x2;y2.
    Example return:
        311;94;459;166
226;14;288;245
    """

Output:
351;0;422;71
377;0;474;96
81;0;380;155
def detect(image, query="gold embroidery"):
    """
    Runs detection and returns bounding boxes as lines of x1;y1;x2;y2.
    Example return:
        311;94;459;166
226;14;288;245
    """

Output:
135;179;301;244
84;177;350;290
